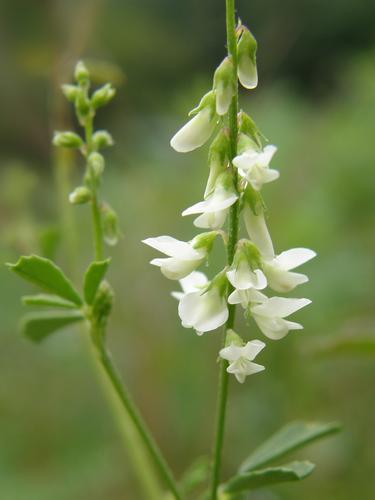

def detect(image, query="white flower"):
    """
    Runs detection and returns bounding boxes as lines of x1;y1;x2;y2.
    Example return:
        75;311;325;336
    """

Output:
233;145;279;190
251;296;311;340
142;235;206;280
228;289;311;340
243;206;316;292
263;248;316;293
170;91;217;153
213;57;235;115
182;172;238;229
171;271;208;301
178;274;228;335
220;339;265;383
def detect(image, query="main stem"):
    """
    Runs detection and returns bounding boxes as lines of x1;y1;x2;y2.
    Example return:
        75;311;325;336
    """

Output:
85;119;182;500
210;0;239;498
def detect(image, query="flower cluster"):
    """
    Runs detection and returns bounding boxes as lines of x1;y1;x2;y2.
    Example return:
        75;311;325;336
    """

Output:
143;25;315;383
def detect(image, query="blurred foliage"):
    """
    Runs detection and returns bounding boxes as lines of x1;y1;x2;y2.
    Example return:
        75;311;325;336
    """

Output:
0;0;374;499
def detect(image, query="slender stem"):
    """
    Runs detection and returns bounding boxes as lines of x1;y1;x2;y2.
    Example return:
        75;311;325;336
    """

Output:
210;0;239;498
92;328;182;500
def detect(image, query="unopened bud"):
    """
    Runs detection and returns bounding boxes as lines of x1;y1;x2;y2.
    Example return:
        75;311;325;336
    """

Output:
92;83;116;109
69;186;92;205
88;152;105;179
102;204;120;246
75;93;91;122
74;60;90;87
53;131;83;148
61;84;80;103
92;130;114;149
213;57;235;115
237;27;258;90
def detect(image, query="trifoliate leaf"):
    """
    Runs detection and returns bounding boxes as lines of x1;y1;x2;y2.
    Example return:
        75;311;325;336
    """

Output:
83;259;111;305
22;294;78;309
21;311;84;343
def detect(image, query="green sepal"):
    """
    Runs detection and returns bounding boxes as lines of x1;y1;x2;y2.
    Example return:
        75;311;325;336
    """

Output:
239;421;341;473
22;294;78;309
188;90;216;117
7;255;82;306
21;311;85;343
84;259;111;305
220;461;315;495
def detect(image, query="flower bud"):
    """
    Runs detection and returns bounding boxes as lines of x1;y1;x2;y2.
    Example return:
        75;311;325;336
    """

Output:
75;93;91;123
237;27;258;90
170;91;217;153
88;152;105;179
213;57;235;115
92;130;114;149
102;204;120;246
69;186;92;205
61;84;80;103
92;83;116;109
74;60;90;87
92;280;114;328
238;111;262;150
205;129;229;198
53;131;83;148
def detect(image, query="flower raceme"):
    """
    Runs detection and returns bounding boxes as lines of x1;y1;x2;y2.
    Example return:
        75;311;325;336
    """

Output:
144;21;315;382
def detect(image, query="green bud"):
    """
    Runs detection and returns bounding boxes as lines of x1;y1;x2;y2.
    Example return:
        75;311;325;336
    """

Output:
205;129;229;197
209;268;229;296
238;111;262;150
92;130;114;149
237;238;262;269
213;57;235;116
53;131;83;148
225;329;244;347
75;92;92;123
92;83;116;109
92;280;114;328
74;60;90;87
102;204;120;246
61;84;80;103
88;152;105;179
237;27;258;90
69;186;92;205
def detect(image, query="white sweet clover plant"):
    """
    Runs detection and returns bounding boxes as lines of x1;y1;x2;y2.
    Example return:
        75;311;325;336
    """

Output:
143;27;316;383
7;3;340;499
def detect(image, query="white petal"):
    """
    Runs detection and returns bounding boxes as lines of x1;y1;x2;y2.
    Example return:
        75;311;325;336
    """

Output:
228;288;267;308
243;206;275;259
179;271;208;293
276;248;316;271
178;289;228;333
242;339;266;360
170;107;216;153
260;145;277;166
252;315;291;340
151;257;202;280
219;344;244;362
259;168;280;184
183;189;237;216
264;265;309;293
171;291;184;301
143;236;202;259
252;297;311;319
227;261;267;290
193;209;228;229
233;150;259;171
238;59;258;90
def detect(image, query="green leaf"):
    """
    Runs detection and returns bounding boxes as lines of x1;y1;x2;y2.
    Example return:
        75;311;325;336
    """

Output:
221;461;315;495
180;456;210;496
22;294;78;309
83;259;111;304
239;421;340;473
21;311;84;342
7;255;82;306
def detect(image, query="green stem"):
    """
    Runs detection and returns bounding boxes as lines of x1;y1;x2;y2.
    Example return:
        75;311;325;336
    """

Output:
210;0;239;498
92;327;182;500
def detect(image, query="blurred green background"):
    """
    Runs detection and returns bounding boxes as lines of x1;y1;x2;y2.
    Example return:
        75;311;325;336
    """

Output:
0;0;374;499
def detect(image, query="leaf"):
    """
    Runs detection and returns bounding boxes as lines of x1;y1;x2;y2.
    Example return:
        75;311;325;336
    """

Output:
239;421;340;473
21;311;84;342
221;461;315;495
7;255;82;306
83;259;111;304
22;294;78;309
